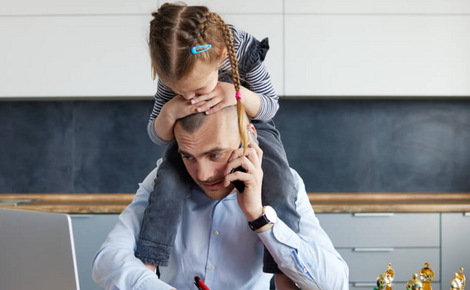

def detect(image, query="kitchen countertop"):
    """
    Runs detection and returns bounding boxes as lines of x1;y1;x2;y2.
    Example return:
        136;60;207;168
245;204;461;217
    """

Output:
1;193;470;214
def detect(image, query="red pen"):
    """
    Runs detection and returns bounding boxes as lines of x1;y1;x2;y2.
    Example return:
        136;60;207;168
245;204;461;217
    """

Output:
194;276;211;290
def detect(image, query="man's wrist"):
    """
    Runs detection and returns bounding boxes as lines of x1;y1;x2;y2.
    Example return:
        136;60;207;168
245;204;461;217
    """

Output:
248;206;277;232
245;206;264;222
256;223;274;233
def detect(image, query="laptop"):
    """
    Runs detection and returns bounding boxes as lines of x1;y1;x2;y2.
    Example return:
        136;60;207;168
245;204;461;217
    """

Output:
0;208;80;290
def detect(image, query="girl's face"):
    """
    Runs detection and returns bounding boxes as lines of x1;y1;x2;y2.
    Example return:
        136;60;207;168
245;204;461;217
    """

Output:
166;59;220;100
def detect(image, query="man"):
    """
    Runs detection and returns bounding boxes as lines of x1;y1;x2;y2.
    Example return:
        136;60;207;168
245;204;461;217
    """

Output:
92;106;349;290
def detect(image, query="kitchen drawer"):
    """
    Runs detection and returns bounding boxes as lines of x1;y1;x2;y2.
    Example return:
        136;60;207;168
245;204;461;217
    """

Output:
317;213;440;247
441;213;470;289
350;282;440;290
338;248;440;282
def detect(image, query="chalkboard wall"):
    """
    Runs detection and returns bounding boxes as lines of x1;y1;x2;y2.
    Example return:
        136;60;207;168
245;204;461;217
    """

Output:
1;99;469;193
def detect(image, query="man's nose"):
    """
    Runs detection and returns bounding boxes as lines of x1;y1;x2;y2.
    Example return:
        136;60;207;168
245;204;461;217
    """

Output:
196;162;213;182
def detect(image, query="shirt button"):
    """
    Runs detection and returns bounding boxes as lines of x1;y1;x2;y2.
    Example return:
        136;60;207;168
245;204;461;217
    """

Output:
214;231;220;236
210;266;215;271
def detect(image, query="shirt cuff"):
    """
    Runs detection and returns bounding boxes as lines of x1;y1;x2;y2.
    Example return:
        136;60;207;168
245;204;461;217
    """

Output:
257;219;301;253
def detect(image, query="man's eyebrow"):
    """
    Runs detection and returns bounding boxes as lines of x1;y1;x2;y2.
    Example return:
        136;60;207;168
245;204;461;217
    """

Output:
178;147;229;157
177;149;191;156
202;147;228;155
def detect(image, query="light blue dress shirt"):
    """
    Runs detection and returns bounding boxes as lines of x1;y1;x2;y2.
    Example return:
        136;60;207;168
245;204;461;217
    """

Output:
92;161;349;290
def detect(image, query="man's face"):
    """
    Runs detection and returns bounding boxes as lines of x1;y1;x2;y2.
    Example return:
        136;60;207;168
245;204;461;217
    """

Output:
174;111;240;200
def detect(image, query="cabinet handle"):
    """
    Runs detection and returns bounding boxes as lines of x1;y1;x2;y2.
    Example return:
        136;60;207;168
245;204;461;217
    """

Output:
464;212;470;217
353;213;394;217
353;248;395;252
70;214;95;218
353;283;377;287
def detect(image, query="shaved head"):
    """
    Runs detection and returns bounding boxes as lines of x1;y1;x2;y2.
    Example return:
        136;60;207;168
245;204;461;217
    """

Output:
176;105;238;133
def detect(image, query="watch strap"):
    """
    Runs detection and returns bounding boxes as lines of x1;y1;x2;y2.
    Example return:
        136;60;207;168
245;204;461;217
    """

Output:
248;213;270;231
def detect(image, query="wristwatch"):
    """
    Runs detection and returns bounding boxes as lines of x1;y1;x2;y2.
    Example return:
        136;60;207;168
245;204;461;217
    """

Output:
248;206;277;231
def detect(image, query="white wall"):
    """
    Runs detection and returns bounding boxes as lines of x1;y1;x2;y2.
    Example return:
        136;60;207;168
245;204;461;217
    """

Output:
1;0;469;98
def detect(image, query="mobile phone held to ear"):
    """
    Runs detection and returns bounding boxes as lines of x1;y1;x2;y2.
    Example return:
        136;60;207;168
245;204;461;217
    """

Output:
231;130;258;193
231;166;246;193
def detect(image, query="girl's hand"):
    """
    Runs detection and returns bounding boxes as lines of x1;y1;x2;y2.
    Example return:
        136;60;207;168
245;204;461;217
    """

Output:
163;95;207;122
191;82;237;115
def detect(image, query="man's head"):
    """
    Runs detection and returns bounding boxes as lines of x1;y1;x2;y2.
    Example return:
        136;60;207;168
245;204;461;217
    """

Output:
174;106;255;200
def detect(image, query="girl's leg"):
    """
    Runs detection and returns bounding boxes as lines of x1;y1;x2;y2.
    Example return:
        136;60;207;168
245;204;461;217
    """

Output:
254;120;301;274
135;141;194;266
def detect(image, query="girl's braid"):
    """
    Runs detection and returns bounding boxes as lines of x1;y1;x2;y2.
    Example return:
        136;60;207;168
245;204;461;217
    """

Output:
210;12;248;152
196;10;211;45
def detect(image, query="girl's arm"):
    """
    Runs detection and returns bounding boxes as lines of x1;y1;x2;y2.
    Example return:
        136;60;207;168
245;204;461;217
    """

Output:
148;80;201;145
233;25;279;121
241;59;279;120
148;80;178;145
152;107;177;143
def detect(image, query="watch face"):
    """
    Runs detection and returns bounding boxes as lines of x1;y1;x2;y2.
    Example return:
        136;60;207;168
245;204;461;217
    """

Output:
264;206;277;224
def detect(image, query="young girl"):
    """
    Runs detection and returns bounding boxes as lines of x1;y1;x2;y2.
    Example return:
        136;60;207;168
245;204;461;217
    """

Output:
137;2;300;278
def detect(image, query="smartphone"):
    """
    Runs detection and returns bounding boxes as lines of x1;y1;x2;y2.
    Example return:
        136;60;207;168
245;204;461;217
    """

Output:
231;130;258;193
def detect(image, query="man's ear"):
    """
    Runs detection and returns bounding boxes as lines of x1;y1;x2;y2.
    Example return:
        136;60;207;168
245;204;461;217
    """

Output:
247;124;257;139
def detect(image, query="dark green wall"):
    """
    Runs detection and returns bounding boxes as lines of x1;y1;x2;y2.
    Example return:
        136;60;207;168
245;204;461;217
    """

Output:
1;99;469;193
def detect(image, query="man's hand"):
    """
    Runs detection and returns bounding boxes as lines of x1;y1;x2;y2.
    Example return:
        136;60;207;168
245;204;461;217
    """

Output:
190;82;237;115
224;130;264;222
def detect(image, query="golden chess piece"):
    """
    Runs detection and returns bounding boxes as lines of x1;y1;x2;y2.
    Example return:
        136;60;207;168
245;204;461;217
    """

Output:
384;263;395;290
407;273;423;290
451;272;464;290
377;273;385;290
419;263;435;290
456;267;466;290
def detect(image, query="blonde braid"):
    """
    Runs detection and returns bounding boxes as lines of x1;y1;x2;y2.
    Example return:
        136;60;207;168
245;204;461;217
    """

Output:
211;13;248;153
195;10;211;46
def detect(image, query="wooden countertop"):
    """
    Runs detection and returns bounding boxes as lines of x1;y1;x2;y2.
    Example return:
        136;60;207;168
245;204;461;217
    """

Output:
1;193;470;214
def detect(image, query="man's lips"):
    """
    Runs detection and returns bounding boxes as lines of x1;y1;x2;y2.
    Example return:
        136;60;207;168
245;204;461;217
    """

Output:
203;180;224;187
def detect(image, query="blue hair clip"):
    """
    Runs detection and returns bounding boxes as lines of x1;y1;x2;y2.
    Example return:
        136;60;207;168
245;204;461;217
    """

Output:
191;44;212;54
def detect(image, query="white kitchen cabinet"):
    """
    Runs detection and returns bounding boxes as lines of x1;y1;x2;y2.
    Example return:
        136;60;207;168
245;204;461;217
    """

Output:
167;0;282;14
222;14;284;96
285;0;470;14
0;0;158;15
284;15;470;96
0;15;156;98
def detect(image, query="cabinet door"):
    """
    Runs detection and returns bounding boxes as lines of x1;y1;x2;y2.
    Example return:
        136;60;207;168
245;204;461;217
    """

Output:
316;213;440;248
284;15;470;96
338;248;440;283
71;214;119;290
0;16;155;98
174;0;282;14
441;213;470;289
350;282;440;290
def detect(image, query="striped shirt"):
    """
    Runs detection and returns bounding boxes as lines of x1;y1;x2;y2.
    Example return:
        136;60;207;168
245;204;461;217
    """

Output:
148;24;279;146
